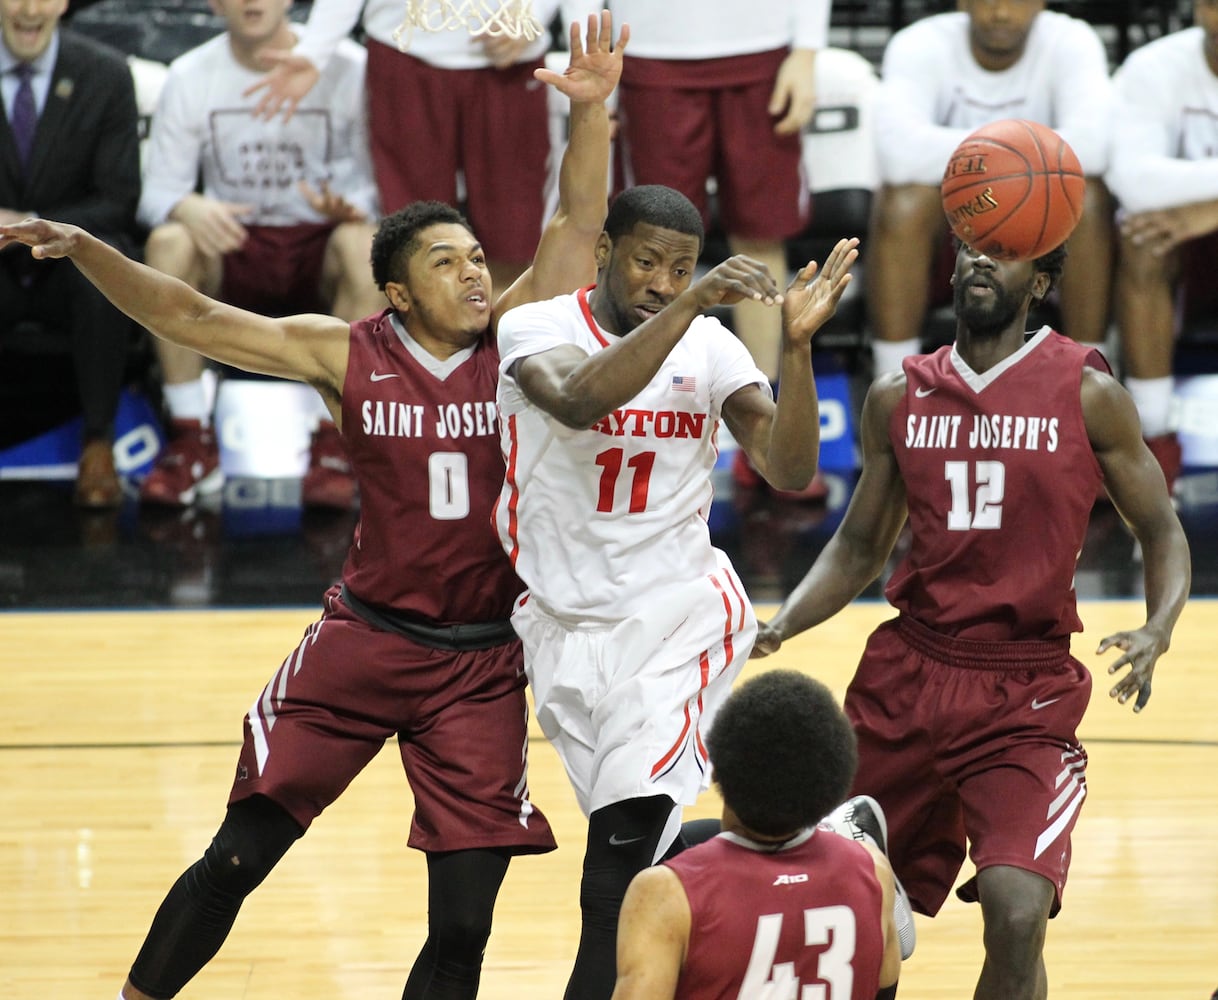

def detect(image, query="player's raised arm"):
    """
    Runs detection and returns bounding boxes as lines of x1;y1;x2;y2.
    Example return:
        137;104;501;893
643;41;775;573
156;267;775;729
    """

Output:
495;11;627;318
0;219;349;390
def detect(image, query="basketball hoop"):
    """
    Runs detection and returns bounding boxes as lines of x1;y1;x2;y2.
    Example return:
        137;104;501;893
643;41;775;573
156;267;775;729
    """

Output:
393;0;545;52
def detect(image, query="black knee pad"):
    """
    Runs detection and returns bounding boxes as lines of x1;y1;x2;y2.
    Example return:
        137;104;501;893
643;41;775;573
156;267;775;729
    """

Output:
195;795;303;899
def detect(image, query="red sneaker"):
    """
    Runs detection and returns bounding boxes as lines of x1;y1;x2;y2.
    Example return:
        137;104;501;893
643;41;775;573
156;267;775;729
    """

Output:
771;471;830;503
731;448;763;491
1145;433;1182;495
302;421;358;510
140;419;223;506
732;448;829;502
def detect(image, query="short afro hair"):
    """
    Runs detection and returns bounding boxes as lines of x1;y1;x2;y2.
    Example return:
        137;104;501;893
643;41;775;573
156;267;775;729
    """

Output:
604;184;704;251
370;201;474;290
707;670;857;838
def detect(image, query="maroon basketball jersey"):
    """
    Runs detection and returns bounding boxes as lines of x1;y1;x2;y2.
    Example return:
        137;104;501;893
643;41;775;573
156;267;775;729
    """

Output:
664;829;885;1000
339;310;523;623
886;330;1109;641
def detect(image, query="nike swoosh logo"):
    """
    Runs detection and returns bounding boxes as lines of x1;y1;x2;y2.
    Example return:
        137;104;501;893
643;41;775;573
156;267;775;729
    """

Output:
1030;696;1061;710
915;387;937;398
608;833;646;847
370;371;400;382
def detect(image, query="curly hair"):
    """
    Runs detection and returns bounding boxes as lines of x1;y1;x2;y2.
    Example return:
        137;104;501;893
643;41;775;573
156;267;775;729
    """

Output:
370;201;474;290
706;670;858;838
1032;242;1068;296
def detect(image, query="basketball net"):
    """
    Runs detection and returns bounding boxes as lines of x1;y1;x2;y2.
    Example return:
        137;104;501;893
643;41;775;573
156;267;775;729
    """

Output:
393;0;545;52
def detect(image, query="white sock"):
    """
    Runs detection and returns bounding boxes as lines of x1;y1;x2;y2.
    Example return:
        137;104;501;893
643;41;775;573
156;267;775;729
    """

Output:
1124;376;1175;438
871;337;921;377
163;378;210;425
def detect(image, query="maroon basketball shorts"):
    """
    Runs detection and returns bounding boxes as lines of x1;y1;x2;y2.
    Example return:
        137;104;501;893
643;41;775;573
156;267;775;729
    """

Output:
228;588;556;855
220;222;335;316
1180;231;1218;328
844;615;1091;917
365;40;549;264
616;49;808;242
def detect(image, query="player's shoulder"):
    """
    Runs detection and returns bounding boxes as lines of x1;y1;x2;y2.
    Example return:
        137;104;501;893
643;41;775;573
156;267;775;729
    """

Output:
1116;26;1199;78
1033;7;1104;38
865;368;908;417
886;11;962;59
165;31;227;77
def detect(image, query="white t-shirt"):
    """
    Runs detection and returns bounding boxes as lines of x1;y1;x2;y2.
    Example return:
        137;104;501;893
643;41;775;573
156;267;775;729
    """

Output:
587;0;828;59
874;10;1111;185
1106;27;1218;213
296;0;563;73
137;34;377;229
495;287;768;621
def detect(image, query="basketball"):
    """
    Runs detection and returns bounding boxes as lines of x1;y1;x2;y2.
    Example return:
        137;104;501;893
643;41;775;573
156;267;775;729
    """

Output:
940;119;1085;261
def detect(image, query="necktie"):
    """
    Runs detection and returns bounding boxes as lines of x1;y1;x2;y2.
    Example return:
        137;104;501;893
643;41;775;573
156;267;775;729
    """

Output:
10;63;36;168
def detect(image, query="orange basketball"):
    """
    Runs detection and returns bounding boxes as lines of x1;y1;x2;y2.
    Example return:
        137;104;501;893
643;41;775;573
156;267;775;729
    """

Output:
940;119;1085;261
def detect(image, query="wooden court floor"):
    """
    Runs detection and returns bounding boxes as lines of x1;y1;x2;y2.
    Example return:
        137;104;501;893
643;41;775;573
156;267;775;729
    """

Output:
3;600;1216;999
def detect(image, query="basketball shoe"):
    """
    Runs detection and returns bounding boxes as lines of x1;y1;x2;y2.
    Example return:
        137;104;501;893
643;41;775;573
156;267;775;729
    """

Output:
140;419;223;506
302;420;358;510
823;794;917;960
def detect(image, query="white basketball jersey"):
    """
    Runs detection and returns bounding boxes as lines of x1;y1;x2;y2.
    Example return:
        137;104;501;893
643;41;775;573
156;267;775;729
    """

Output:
495;287;767;621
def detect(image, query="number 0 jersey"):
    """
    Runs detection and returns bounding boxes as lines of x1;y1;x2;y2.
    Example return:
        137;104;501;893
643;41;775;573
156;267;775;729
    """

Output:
495;287;768;622
339;309;523;624
887;329;1110;641
664;829;886;1000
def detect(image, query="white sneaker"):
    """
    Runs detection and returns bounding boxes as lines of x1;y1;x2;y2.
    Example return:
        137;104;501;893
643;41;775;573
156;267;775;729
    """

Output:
824;794;917;960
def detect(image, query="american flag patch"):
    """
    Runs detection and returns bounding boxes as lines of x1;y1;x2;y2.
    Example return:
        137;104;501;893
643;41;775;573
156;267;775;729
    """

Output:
671;375;697;392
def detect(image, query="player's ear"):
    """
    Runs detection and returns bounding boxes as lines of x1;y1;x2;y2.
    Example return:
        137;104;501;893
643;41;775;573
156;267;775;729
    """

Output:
384;280;411;314
1030;270;1051;302
594;233;612;270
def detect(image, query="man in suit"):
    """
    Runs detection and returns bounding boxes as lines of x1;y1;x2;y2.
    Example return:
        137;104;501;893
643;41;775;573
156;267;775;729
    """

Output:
0;0;140;507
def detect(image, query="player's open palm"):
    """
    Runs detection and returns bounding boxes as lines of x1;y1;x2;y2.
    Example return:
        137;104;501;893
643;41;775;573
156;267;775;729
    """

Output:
244;48;321;122
535;10;628;105
782;236;860;345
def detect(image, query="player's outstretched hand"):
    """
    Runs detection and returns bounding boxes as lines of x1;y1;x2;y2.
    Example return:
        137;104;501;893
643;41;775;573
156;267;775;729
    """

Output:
782;237;860;345
244;48;321;122
535;10;628;105
1098;625;1168;713
751;620;783;658
689;254;785;310
0;217;80;259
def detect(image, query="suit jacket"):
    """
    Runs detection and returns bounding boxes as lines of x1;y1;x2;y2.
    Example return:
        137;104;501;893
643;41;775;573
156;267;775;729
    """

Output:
0;30;140;245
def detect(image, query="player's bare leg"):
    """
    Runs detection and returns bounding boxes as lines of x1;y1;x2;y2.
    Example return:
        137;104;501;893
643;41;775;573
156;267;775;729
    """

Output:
1115;234;1178;387
321;220;384;322
865;184;946;373
726;235;788;382
974;865;1054;1000
488;258;529;301
1056;178;1114;349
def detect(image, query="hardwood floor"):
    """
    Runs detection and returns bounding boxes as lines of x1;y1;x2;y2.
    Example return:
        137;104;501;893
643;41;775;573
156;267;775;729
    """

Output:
3;601;1215;999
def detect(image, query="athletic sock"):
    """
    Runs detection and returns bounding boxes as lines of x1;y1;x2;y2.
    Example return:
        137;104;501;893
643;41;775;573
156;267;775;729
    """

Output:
1125;376;1175;438
871;338;921;377
163;378;210;425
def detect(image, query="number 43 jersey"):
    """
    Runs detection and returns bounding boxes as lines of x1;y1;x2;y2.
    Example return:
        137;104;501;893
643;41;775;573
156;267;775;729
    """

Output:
887;328;1110;642
495;287;768;622
665;829;886;1000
